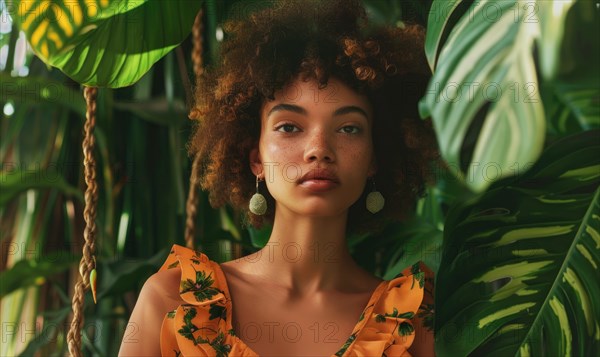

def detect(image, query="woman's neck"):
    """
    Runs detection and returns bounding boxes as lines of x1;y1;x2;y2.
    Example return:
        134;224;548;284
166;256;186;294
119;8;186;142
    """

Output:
242;207;370;296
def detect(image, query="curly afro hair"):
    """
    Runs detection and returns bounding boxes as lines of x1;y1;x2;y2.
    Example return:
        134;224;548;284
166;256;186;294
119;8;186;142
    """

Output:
188;0;440;235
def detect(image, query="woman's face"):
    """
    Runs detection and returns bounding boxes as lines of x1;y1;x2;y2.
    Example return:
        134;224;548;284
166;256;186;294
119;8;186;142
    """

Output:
251;76;376;218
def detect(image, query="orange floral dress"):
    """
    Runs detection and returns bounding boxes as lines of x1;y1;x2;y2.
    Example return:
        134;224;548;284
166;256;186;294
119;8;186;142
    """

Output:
159;244;434;356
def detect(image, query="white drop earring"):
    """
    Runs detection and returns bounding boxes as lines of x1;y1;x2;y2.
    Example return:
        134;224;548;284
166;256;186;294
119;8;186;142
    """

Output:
249;175;267;215
366;178;384;214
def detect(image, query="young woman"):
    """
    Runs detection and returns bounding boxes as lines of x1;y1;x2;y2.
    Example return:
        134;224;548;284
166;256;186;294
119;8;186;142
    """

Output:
119;0;438;356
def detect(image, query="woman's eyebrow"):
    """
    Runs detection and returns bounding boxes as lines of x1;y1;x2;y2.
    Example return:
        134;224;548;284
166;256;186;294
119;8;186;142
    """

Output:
333;105;370;119
267;103;369;120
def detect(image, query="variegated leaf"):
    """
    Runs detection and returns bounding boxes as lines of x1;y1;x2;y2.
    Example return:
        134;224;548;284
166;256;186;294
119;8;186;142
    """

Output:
436;130;600;356
7;0;201;87
421;0;546;192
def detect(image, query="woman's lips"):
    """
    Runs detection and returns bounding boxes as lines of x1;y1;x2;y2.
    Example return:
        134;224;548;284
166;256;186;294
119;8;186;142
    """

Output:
298;179;339;192
297;168;339;184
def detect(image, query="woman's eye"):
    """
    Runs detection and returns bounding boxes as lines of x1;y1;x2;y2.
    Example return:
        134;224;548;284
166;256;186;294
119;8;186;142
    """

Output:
276;124;299;133
339;126;360;134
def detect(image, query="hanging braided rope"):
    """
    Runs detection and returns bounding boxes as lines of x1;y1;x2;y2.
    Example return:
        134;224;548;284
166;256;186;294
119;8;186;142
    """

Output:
67;86;98;357
184;7;205;250
185;155;202;250
191;7;205;78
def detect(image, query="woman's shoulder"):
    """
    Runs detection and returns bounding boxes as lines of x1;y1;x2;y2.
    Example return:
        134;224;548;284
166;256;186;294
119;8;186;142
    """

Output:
118;247;195;356
133;244;219;315
127;244;226;318
142;244;214;303
143;265;182;303
120;245;234;356
155;245;257;356
128;245;213;317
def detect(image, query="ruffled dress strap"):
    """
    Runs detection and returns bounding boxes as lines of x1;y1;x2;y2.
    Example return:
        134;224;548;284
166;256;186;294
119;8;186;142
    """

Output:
158;245;258;357
337;262;430;357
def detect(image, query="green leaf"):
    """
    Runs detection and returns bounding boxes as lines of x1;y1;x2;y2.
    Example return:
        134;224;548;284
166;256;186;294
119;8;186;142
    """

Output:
383;217;443;279
398;311;415;319
97;247;168;299
424;0;464;71
362;0;403;27
208;304;226;320
536;0;576;80
435;130;600;356
0;28;9;50
0;73;85;116
0;168;83;207
541;0;600;135
9;0;202;87
113;97;188;126
550;79;600;133
398;321;415;336
180;270;221;302
0;252;80;298
248;224;273;249
420;0;546;192
17;306;71;357
542;83;595;137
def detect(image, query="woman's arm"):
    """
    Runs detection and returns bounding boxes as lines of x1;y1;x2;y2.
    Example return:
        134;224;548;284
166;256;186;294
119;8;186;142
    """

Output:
118;268;181;356
408;315;436;356
408;261;436;356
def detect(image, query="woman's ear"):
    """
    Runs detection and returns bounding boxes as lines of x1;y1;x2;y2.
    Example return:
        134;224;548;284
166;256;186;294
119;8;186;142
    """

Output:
249;147;263;177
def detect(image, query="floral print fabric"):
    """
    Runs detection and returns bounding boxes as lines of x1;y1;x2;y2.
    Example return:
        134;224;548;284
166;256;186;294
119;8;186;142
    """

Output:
159;244;433;356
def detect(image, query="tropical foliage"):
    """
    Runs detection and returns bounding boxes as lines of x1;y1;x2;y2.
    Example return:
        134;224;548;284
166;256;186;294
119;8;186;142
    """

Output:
1;0;598;356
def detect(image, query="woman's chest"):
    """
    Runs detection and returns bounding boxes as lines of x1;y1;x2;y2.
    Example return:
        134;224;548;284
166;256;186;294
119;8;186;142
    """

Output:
227;283;372;356
231;298;363;356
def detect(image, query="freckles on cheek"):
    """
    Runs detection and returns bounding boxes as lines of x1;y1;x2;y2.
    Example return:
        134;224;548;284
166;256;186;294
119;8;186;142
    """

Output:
266;141;296;163
348;147;367;161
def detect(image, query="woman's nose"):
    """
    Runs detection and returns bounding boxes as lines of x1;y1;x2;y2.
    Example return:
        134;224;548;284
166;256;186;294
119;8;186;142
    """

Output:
303;130;335;163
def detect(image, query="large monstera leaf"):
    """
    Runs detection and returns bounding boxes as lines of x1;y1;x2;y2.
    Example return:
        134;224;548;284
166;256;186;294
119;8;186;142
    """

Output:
435;130;600;356
8;0;201;87
420;0;578;192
